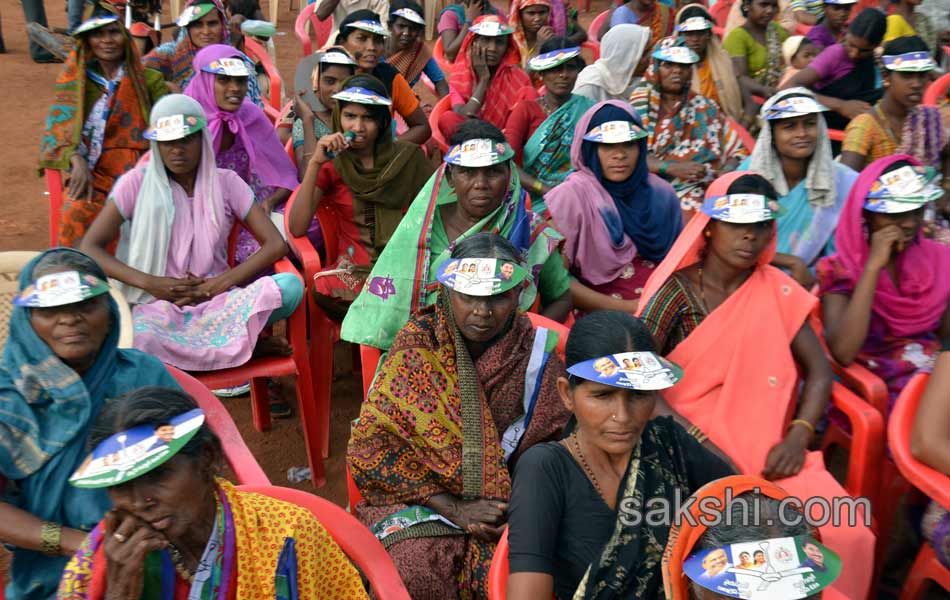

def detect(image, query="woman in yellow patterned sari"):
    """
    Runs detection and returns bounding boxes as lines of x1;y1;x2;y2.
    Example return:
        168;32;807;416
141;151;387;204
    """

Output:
57;387;367;599
347;233;571;599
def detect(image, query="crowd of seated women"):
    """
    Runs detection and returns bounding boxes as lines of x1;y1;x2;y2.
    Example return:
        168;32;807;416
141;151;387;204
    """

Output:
6;0;950;597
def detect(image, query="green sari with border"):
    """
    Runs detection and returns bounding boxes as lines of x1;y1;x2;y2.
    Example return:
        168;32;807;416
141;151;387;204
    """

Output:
340;166;564;351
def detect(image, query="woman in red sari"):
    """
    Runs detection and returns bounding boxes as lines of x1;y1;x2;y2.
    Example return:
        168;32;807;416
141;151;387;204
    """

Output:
438;15;535;139
637;171;875;599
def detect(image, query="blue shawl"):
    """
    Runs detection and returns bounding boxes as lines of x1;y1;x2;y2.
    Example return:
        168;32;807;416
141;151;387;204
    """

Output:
0;249;178;600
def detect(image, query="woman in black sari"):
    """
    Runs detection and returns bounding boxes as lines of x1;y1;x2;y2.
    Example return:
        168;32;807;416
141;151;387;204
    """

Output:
506;310;734;599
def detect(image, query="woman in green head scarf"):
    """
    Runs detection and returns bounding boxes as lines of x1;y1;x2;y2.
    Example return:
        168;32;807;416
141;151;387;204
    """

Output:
288;74;434;321
341;118;573;351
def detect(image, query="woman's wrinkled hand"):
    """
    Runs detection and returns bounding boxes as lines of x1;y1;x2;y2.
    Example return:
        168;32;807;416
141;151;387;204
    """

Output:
102;510;168;600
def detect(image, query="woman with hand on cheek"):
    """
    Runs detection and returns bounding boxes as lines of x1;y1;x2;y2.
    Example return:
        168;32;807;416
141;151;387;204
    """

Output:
818;155;950;410
80;94;303;373
439;15;535;138
336;10;432;145
57;387;367;599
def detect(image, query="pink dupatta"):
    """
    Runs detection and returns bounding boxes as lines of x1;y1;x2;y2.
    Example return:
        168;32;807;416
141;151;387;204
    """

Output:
638;171;874;599
829;154;950;339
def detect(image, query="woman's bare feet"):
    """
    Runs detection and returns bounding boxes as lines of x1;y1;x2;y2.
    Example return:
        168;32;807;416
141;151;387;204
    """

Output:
253;336;293;358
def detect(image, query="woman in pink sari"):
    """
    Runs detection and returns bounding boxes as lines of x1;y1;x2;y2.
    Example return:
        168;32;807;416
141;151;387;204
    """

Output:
81;94;303;372
818;154;950;410
638;171;875;599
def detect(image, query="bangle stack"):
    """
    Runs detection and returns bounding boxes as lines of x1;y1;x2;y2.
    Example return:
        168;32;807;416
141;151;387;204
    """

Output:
531;179;544;194
686;424;708;444
40;521;62;556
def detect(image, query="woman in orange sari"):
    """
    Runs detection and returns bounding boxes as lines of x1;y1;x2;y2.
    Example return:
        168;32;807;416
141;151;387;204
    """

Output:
638;171;875;599
38;7;166;247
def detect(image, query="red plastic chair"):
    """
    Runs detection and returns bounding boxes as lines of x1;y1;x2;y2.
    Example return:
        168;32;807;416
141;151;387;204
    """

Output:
429;95;453;153
794;23;813;35
580;40;600;62
166;366;271;485
489;527;557;600
45;169;64;247
191;225;325;487
284;186;346;465
827;128;845;142
236;485;411;599
888;373;950;600
727;116;756;152
709;0;733;28
243;36;283;121
295;1;334;57
433;36;455;78
923;73;950;106
589;10;609;43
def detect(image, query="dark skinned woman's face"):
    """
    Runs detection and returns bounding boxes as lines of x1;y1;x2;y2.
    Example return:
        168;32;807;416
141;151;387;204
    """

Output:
30;275;111;374
658;60;692;95
212;73;248;111
865;207;925;251
707;219;774;270
158;131;203;176
771;113;818;160
448;287;519;343
187;10;224;49
746;0;778;27
885;69;929;108
472;34;509;67
448;161;510;220
87;22;125;63
107;452;215;542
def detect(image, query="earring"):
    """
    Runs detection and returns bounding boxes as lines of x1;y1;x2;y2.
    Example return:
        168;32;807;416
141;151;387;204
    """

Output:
704;230;712;238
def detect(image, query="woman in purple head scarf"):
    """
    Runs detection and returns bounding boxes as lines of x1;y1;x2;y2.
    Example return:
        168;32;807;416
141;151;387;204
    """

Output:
185;44;306;263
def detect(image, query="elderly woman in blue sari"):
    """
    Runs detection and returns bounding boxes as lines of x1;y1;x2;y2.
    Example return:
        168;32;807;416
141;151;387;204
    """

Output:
545;101;682;314
0;248;177;600
504;37;594;212
740;87;856;288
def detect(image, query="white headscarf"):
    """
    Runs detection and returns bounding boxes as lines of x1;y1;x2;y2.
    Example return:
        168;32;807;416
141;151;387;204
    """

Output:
115;94;222;304
573;24;651;100
748;87;836;208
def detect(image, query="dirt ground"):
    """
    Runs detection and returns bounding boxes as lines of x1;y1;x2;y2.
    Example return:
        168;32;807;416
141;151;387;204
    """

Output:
0;0;608;507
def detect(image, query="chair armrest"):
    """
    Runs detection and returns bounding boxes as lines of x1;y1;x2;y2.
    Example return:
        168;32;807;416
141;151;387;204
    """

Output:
888;373;950;510
283;189;324;281
831;360;888;417
830;381;884;501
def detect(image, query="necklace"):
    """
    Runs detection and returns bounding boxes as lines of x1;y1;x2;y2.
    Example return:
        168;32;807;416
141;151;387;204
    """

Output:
873;104;902;144
168;544;195;583
569;431;605;499
697;263;709;313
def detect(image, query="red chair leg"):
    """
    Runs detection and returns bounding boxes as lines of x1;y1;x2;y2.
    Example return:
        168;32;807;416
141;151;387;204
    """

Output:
294;359;326;487
900;545;950;600
309;303;335;459
249;377;271;432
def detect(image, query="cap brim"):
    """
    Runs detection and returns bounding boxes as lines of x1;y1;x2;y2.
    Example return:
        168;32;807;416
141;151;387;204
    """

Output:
567;352;683;391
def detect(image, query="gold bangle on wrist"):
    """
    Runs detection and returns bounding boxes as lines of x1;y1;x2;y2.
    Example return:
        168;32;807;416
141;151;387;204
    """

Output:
532;179;544;194
40;521;62;556
788;418;815;436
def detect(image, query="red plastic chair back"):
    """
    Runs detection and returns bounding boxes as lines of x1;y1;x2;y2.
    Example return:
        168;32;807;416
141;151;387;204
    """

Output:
727;116;755;152
923;73;950;106
827;128;845;142
295;1;334;57
429;95;453;153
166;366;270;485
794;23;813;35
45;169;64;247
580;40;600;62
709;0;733;28
589;10;609;42
243;37;282;120
488;528;556;600
433;36;455;77
235;485;411;599
889;373;950;509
